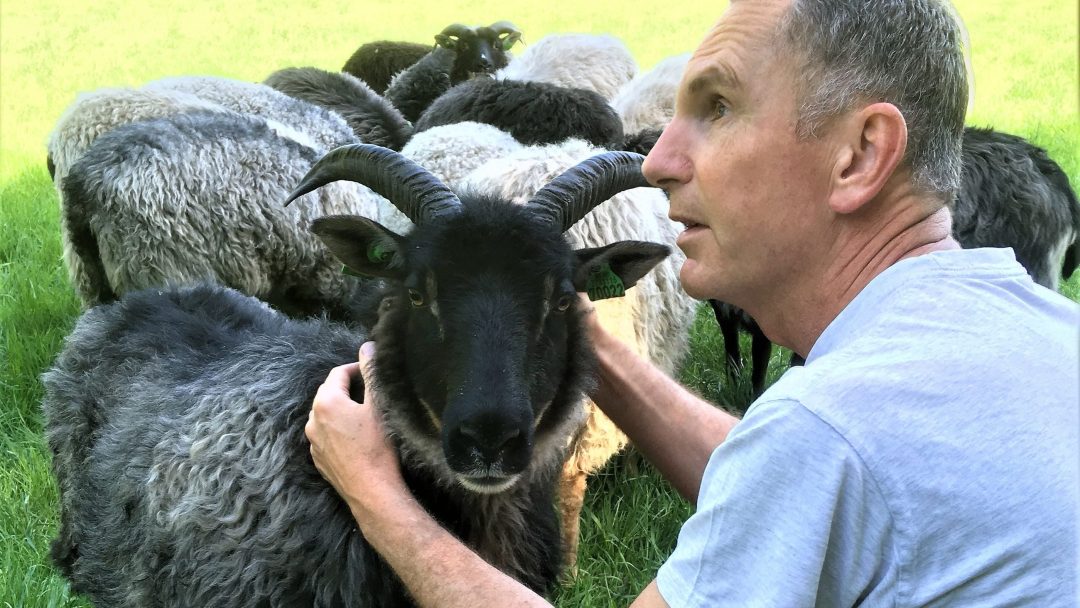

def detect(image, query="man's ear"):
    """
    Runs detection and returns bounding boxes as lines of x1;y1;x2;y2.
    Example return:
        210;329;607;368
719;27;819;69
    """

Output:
573;241;671;301
311;215;407;280
830;102;908;215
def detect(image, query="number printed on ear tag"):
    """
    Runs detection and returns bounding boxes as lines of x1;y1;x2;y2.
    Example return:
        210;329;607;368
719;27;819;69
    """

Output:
586;263;626;301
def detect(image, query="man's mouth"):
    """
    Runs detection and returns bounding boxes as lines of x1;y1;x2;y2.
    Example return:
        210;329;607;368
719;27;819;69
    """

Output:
673;216;706;231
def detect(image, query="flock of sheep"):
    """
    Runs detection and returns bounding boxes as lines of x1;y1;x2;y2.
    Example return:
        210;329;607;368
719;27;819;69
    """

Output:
40;20;1080;608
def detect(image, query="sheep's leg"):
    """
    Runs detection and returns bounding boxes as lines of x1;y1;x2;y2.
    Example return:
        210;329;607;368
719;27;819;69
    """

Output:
557;466;589;576
714;309;743;376
749;326;772;397
557;397;628;577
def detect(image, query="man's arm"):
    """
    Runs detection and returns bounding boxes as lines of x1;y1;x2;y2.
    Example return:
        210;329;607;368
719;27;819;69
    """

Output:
585;310;740;502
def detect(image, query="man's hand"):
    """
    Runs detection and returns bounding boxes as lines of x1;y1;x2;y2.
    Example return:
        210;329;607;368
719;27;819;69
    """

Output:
305;341;409;522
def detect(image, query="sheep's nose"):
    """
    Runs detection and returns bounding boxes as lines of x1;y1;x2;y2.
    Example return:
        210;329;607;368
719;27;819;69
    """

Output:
458;423;521;462
476;54;494;70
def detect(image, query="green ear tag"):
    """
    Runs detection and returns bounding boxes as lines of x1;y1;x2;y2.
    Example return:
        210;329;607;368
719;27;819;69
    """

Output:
367;243;393;265
586;263;625;301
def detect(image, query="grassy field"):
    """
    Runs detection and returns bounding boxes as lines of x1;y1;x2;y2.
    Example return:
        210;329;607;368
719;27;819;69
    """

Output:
1;0;1077;605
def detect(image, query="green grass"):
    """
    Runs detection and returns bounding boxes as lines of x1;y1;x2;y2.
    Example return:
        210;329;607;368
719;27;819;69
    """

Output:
1;0;1077;605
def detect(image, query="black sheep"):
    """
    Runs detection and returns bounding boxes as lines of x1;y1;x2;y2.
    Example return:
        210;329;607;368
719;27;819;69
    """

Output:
342;21;521;94
415;78;625;149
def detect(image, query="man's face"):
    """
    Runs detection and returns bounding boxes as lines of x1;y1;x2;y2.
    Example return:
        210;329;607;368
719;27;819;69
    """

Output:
643;0;837;305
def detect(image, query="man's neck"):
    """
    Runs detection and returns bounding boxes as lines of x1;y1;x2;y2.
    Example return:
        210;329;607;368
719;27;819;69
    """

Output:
753;196;960;358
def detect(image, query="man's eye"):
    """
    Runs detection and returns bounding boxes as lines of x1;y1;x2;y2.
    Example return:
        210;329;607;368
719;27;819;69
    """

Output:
712;97;729;119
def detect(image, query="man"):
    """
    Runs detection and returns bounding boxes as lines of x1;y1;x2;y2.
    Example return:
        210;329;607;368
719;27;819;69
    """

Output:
306;0;1080;605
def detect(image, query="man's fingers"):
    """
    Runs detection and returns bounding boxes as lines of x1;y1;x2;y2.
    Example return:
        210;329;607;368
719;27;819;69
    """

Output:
322;362;361;393
358;341;377;403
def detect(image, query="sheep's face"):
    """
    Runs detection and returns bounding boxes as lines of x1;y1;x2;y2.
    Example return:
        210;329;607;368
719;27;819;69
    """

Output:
435;22;520;83
313;198;668;494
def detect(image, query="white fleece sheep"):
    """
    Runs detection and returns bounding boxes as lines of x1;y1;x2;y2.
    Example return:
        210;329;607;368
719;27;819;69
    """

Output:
495;33;638;101
377;121;526;234
612;53;690;134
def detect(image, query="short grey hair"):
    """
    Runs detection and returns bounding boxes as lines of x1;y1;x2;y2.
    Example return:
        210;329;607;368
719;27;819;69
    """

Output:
778;0;968;199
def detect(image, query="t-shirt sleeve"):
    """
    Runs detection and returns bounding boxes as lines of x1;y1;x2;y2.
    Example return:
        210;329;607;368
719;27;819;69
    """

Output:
656;399;896;607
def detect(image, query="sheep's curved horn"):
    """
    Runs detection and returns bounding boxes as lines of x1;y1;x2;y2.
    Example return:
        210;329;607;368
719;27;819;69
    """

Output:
284;144;462;225
488;21;521;35
527;152;651;233
439;23;475;37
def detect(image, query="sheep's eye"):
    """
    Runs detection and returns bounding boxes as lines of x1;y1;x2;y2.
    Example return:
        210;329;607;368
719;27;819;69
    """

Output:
408;289;425;307
555;294;573;312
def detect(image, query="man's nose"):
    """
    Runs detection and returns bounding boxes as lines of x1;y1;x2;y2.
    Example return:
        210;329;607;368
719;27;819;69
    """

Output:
642;121;692;189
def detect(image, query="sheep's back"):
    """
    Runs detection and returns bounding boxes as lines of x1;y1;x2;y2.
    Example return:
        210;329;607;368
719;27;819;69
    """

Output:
42;283;374;606
47;87;227;185
61;110;381;317
494;33;638;101
146;75;359;152
954;127;1079;289
415;79;624;150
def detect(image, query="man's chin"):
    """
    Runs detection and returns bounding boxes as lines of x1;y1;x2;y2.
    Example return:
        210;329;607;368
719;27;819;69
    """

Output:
678;259;714;301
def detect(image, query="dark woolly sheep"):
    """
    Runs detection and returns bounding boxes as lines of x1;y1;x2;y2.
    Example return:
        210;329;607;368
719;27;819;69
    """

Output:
953;126;1079;290
59;110;382;319
382;46;462;124
709;300;772;406
264;67;413;150
342;21;522;94
343;41;430;94
621;127;663;157
415;78;624;149
43;145;670;607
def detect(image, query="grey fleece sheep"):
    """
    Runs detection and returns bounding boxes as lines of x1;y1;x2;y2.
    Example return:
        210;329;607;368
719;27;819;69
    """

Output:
415;77;624;149
263;67;413;150
59;110;382;319
953;126;1079;290
144;75;359;151
43;145;670;606
46;87;228;184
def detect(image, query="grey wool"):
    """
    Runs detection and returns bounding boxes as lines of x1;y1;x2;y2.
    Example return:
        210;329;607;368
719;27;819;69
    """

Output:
953;126;1079;290
144;75;359;151
264;67;413;151
46;87;228;185
59;110;383;318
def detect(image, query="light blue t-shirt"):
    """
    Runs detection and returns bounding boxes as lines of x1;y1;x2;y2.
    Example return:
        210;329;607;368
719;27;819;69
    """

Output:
657;248;1080;607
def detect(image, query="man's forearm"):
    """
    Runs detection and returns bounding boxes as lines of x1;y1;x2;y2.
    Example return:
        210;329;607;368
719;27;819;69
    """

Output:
345;489;552;608
590;325;739;502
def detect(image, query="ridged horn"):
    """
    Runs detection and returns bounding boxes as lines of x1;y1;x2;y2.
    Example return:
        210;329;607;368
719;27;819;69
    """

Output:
284;144;461;225
439;23;475;38
488;20;521;35
527;152;651;233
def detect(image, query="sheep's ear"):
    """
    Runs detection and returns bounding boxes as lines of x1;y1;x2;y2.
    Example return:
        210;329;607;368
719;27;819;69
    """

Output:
311;215;407;280
573;241;670;301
